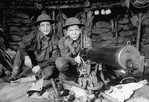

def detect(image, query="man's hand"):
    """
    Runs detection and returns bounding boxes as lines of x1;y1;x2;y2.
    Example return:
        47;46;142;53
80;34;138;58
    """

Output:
32;65;41;73
24;56;32;68
74;55;81;64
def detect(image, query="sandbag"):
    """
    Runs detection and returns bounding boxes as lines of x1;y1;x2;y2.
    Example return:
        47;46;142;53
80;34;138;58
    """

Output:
21;19;33;25
126;96;149;102
0;81;52;102
9;31;26;36
91;34;102;41
9;26;21;32
100;32;113;40
7;18;22;23
7;22;22;26
131;84;149;99
110;36;125;44
119;30;134;38
8;10;30;19
10;35;22;42
118;17;130;24
31;26;38;30
92;28;111;34
9;42;20;51
95;21;111;28
20;27;30;32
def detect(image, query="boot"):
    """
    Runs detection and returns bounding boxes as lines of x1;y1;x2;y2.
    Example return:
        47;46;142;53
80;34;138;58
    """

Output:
59;73;69;80
7;73;17;81
58;72;78;82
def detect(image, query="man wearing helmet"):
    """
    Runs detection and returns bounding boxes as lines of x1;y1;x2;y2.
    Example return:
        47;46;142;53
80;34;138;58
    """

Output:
55;17;85;80
11;13;60;80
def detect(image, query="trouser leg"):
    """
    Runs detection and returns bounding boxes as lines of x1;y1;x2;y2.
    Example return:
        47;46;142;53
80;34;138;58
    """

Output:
39;65;55;80
8;51;24;80
55;57;77;80
12;50;37;79
55;57;69;72
13;50;38;72
55;57;69;78
12;51;23;75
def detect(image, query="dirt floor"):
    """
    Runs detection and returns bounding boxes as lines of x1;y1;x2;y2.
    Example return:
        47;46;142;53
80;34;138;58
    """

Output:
0;81;52;102
0;68;149;102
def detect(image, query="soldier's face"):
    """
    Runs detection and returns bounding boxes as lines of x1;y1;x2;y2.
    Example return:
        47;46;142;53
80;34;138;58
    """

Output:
39;21;51;36
67;25;81;40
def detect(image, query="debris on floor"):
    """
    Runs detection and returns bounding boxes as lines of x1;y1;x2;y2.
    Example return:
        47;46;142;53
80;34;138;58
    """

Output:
0;75;149;102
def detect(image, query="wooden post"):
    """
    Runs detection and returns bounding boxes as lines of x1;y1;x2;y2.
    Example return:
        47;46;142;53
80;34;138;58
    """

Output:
136;13;143;51
52;10;55;34
51;78;60;97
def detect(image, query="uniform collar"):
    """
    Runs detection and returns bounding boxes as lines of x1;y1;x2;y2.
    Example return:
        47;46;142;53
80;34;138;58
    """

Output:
66;36;81;44
39;31;51;41
66;36;73;44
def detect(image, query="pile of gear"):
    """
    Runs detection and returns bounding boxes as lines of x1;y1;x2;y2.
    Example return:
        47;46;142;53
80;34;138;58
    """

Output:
12;72;147;102
0;28;17;82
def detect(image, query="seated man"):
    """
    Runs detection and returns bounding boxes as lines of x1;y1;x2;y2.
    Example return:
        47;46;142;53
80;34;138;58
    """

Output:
11;13;60;80
55;17;85;80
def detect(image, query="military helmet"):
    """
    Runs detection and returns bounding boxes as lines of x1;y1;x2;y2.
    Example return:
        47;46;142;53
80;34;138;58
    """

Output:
34;14;55;25
63;17;84;29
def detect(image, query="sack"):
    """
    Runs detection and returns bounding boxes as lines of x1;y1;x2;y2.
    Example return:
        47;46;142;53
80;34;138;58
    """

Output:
0;82;32;102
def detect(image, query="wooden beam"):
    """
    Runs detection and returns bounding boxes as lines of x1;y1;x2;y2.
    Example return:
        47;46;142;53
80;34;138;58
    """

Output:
5;2;122;10
8;5;85;10
91;2;121;8
9;6;35;9
46;4;86;9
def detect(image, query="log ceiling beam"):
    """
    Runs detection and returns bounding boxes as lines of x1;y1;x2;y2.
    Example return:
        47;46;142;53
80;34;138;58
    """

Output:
0;0;122;10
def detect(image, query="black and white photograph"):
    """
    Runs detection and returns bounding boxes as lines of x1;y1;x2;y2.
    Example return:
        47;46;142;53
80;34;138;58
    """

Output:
0;0;149;102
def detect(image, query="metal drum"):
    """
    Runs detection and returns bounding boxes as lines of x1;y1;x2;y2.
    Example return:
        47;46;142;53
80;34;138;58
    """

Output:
87;45;141;70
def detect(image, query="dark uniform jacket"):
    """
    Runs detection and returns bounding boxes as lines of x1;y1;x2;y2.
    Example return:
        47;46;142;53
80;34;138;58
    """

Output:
58;36;82;64
19;30;60;68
